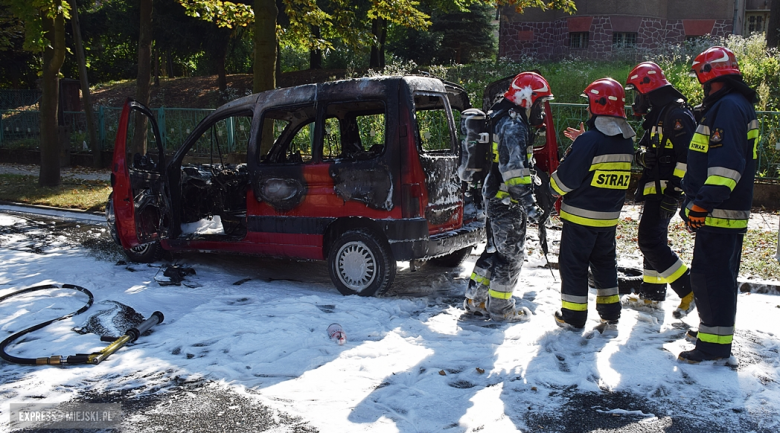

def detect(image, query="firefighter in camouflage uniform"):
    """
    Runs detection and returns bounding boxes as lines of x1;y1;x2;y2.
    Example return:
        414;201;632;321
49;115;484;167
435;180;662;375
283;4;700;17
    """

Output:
463;72;551;322
623;62;696;318
679;46;759;364
550;78;635;332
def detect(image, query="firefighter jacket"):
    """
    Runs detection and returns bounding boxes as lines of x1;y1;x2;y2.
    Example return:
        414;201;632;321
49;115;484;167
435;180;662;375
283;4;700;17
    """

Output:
682;92;758;233
634;101;696;201
483;107;533;203
550;118;635;228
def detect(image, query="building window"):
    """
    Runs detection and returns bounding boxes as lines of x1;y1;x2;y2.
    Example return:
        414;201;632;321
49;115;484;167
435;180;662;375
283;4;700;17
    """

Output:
612;32;637;48
569;32;588;49
745;12;769;34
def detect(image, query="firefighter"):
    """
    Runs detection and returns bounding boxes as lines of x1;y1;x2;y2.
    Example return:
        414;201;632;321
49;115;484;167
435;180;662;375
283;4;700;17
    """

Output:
623;62;696;318
679;46;758;364
550;78;635;331
463;72;551;322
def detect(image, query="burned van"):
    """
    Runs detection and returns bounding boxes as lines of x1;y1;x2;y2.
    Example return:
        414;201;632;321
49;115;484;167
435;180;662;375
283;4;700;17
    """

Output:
107;76;485;296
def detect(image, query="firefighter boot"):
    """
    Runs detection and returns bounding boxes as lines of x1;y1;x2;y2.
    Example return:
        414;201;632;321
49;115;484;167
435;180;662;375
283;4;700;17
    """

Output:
463;298;488;316
621;293;661;312
487;297;531;323
673;292;696;319
678;348;727;364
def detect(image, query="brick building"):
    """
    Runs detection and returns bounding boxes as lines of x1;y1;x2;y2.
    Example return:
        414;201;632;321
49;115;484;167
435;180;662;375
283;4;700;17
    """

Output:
499;0;771;61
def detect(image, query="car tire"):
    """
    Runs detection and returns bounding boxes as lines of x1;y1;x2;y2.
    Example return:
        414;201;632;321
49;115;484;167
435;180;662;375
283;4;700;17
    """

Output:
123;241;163;263
428;247;473;267
328;229;396;297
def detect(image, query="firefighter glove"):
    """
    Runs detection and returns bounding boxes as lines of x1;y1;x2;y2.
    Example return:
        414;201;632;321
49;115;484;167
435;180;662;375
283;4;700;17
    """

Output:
636;148;657;169
686;204;708;232
659;194;680;220
515;192;541;224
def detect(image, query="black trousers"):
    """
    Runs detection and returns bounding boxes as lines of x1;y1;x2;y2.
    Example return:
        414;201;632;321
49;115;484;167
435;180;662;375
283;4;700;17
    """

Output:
559;222;621;327
637;198;692;301
691;230;743;358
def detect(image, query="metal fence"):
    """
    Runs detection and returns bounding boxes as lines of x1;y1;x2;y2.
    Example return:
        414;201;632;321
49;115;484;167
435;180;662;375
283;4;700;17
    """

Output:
3;103;780;180
0;90;41;110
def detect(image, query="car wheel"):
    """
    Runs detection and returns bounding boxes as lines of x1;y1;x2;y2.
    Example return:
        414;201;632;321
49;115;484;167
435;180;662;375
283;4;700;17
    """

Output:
428;247;473;267
124;241;163;263
328;229;396;297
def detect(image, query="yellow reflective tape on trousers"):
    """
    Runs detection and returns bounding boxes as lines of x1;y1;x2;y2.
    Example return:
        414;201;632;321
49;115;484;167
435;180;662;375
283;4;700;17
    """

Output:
704;175;737;191
596;295;620;304
662;260;688;284
493;142;499;163
643;271;665;284
470;273;490;286
690;133;709;153
495;190;518;203
562;300;588;311
489;289;513;300
698;332;733;345
506;176;532;186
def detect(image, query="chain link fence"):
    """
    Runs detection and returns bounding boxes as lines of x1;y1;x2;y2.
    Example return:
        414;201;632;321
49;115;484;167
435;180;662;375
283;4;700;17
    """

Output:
2;103;780;179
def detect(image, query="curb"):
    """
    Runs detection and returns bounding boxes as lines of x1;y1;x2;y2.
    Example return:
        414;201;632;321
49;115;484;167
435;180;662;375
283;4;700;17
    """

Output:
0;201;106;225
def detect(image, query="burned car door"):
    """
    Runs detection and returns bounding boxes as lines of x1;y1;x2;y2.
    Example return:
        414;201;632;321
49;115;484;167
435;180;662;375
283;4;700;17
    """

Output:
413;92;463;233
110;98;170;249
323;100;393;211
165;109;253;245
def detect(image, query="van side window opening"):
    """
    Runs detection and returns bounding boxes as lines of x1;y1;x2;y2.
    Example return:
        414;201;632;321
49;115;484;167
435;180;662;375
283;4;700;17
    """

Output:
190;114;252;161
414;93;455;153
258;104;317;164
125;110;162;169
322;100;387;161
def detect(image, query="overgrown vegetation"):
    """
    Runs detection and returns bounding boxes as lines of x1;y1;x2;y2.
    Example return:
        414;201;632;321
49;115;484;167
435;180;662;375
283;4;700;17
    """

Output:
0;174;110;212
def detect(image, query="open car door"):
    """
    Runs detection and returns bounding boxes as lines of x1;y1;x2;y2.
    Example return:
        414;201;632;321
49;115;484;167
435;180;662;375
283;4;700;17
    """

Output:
110;98;171;253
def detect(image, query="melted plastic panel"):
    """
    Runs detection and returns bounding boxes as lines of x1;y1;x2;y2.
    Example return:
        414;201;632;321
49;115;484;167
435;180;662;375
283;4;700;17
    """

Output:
256;176;307;212
419;154;462;225
330;161;394;211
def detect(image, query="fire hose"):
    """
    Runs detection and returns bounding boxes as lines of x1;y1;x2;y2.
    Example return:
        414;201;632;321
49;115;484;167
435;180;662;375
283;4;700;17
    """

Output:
0;283;163;366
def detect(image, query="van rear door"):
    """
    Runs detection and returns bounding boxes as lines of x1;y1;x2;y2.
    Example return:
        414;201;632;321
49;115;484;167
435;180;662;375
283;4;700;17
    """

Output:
412;92;463;234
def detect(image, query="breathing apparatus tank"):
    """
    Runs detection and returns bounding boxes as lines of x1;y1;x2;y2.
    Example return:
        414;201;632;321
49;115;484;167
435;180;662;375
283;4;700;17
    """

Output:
457;108;492;184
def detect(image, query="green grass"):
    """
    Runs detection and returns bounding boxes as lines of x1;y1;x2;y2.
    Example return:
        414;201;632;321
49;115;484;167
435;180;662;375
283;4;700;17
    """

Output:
615;216;780;281
0;174;111;212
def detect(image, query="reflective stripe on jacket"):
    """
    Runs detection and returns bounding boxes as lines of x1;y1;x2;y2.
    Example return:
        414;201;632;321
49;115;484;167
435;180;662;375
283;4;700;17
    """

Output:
682;92;757;233
551;126;634;228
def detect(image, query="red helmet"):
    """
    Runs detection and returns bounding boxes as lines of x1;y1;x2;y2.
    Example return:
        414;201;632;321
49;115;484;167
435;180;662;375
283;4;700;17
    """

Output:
581;78;627;118
504;72;553;108
690;46;741;84
625;62;670;94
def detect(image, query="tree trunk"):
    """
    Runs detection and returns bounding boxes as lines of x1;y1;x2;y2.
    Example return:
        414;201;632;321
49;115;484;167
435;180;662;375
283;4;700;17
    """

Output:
69;0;101;168
154;46;160;87
370;18;386;69
132;0;153;157
768;0;780;48
309;26;322;69
216;40;229;96
39;7;67;187
254;0;278;93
